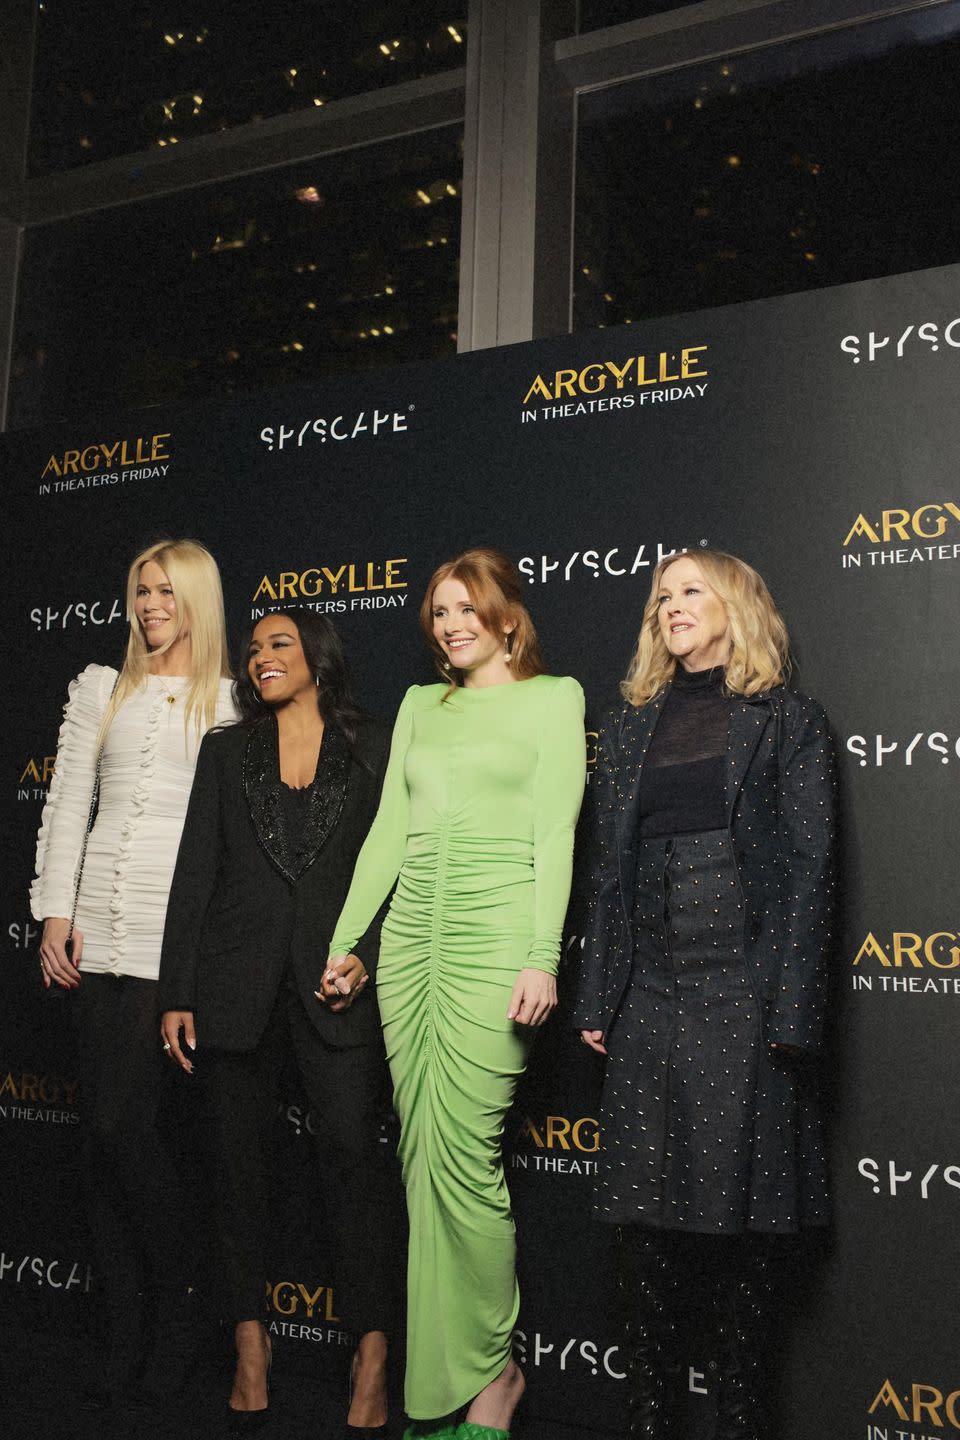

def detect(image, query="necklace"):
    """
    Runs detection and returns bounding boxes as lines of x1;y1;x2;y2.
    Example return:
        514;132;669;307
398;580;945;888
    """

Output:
153;674;183;706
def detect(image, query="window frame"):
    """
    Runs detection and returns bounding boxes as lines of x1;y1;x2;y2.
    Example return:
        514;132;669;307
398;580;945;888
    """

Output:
0;0;950;428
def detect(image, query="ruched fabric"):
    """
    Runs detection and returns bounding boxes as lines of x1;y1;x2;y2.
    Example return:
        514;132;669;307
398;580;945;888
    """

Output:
31;664;236;979
331;676;585;1419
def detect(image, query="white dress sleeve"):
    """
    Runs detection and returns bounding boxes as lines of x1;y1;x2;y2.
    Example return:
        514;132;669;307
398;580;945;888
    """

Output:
30;664;117;922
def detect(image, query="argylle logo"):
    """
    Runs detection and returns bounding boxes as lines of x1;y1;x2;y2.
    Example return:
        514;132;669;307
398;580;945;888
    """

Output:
0;1067;80;1124
39;434;172;495
520;347;709;424
266;1279;349;1346
869;1379;960;1431
841;503;960;571
251;560;409;619
509;1113;600;1177
18;755;56;801
851;931;960;998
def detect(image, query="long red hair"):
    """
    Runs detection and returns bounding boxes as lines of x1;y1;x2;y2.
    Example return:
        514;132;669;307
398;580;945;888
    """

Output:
418;547;545;686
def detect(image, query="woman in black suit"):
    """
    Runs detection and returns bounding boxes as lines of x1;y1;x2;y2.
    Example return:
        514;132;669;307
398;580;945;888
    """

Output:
158;608;401;1437
573;549;836;1440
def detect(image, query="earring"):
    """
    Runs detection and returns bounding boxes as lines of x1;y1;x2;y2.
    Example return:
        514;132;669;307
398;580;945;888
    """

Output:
504;639;512;663
442;658;452;672
316;675;320;687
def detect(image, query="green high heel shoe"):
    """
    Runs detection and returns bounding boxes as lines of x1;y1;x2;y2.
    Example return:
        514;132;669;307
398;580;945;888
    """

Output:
455;1425;510;1439
402;1424;458;1439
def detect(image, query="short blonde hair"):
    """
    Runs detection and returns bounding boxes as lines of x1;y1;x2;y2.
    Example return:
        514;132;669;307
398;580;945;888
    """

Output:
419;548;545;690
97;539;231;744
622;548;789;706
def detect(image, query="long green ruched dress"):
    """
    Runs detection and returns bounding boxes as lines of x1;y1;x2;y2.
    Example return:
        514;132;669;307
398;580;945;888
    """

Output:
330;674;585;1419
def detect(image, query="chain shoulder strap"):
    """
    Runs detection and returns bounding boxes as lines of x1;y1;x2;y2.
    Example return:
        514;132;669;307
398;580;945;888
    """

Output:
66;672;119;943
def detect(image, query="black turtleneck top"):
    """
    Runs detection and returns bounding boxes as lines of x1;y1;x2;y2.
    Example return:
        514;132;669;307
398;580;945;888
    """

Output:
638;664;731;839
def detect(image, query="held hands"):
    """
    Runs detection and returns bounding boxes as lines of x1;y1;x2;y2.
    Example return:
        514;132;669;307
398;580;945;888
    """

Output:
317;953;369;1011
508;968;557;1027
160;1011;197;1074
39;916;81;989
580;1029;608;1056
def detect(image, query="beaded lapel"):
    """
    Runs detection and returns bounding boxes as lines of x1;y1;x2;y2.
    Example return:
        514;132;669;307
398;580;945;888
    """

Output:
242;715;350;884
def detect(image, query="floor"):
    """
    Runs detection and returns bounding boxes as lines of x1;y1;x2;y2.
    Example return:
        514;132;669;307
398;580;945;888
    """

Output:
0;1325;608;1440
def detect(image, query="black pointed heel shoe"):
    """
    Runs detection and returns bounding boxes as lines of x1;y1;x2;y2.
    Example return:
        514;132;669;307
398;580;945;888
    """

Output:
227;1408;271;1435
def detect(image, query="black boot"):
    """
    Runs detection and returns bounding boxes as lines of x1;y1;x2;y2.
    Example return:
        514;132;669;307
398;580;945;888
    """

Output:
713;1243;777;1440
619;1226;681;1440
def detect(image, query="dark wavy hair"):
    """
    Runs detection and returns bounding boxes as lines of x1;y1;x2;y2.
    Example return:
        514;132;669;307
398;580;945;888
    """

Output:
234;608;364;752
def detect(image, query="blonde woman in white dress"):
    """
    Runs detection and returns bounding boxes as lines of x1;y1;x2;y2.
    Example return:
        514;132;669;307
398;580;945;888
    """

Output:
32;538;236;1404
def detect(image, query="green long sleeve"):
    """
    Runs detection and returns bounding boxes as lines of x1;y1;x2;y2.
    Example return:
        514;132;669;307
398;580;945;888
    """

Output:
328;686;415;958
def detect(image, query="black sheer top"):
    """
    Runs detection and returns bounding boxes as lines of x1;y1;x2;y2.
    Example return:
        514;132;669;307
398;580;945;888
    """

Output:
638;665;731;838
279;781;312;859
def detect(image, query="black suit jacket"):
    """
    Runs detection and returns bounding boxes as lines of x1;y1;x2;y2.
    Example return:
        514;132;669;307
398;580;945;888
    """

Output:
157;714;390;1052
571;684;837;1055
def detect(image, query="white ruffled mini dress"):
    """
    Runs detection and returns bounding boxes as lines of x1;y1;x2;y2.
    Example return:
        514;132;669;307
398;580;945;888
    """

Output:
31;663;236;981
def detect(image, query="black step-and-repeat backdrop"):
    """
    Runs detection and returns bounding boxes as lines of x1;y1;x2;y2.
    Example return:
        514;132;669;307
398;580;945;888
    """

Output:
3;262;960;1438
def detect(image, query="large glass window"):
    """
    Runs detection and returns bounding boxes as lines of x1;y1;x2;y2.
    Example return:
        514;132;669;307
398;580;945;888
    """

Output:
566;1;700;34
574;5;960;329
30;0;467;174
10;127;463;427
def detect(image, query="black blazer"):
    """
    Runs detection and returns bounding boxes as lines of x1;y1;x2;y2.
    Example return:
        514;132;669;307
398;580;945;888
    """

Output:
157;714;390;1052
571;684;837;1056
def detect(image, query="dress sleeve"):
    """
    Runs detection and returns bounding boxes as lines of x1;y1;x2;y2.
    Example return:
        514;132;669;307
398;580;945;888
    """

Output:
526;676;587;975
30;664;116;922
328;686;416;959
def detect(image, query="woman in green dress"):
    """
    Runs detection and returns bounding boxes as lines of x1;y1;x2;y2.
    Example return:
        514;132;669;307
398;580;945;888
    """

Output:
325;548;585;1440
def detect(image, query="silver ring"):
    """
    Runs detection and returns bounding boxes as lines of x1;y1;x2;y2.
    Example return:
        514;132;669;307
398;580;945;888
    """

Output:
162;1042;172;1051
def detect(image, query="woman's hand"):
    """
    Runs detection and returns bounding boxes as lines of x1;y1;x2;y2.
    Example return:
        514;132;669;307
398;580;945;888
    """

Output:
317;953;369;1011
160;1011;197;1074
507;968;557;1027
580;1029;607;1056
39;916;81;990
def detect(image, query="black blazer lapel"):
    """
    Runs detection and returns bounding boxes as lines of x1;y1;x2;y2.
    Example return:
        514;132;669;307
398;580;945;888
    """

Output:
615;688;669;855
243;716;296;884
725;697;771;824
242;715;351;885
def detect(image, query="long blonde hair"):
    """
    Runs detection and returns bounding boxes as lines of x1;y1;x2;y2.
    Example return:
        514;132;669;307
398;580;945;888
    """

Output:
621;548;790;706
97;539;231;744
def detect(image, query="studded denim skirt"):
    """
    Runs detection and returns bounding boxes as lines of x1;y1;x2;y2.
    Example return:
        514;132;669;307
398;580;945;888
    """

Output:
594;829;829;1234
